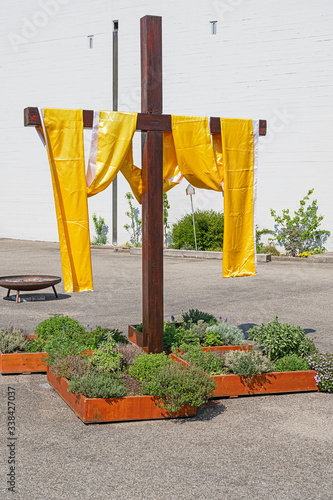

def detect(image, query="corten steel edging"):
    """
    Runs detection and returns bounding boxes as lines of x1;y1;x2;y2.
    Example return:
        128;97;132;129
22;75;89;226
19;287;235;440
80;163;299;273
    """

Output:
24;107;267;136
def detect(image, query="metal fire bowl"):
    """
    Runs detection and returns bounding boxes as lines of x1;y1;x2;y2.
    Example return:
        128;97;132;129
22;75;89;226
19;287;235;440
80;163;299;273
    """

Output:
0;275;61;292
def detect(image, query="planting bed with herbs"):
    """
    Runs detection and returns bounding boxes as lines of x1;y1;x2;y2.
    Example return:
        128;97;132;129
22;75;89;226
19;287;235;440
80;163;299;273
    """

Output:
1;310;332;422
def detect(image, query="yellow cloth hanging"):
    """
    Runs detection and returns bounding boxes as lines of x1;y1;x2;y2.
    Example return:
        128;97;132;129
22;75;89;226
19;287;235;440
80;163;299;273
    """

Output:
41;108;93;293
171;115;223;191
221;118;255;278
87;111;138;197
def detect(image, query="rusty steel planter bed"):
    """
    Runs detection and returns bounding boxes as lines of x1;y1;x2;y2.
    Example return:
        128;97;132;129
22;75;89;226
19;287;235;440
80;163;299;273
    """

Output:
47;368;196;424
0;335;47;374
128;324;252;353
170;353;318;398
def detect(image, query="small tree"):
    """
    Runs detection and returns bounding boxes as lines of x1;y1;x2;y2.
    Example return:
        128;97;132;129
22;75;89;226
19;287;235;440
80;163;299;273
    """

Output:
270;189;330;256
92;214;108;245
124;192;142;246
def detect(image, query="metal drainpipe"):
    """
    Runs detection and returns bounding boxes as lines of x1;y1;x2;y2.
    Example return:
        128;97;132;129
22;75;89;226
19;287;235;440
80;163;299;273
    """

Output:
112;20;119;245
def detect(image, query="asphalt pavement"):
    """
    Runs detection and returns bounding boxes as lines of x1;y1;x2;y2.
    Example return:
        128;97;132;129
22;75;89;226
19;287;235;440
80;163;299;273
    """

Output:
0;239;332;500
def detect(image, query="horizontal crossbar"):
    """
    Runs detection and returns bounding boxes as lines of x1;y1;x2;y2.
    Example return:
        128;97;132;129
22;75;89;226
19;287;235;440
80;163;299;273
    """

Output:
24;107;267;136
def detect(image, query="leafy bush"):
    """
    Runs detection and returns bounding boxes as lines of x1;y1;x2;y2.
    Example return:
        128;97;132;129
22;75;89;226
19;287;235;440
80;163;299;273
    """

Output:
179;345;227;375
90;336;123;374
274;354;310;372
270;189;330;256
256;226;275;253
128;352;171;382
224;349;274;378
261;244;280;256
34;314;86;341
248;316;317;360
298;247;326;258
204;323;245;346
307;353;333;393
50;355;91;379
171;210;224;251
68;372;128;398
0;327;28;354
42;336;88;365
182;309;217;326
141;362;216;413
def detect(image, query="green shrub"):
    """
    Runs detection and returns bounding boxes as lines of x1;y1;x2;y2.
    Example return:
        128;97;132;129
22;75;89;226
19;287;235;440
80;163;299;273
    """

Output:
270;189;330;256
182;309;217;326
307;353;333;393
0;327;28;354
68;372;128;398
34;314;86;341
43;336;88;365
180;345;227;375
224;349;274;378
261;244;280;256
50;355;91;379
90;336;123;374
141;362;216;413
248;316;317;360
204;323;245;346
171;210;224;251
128;352;171;382
274;354;310;372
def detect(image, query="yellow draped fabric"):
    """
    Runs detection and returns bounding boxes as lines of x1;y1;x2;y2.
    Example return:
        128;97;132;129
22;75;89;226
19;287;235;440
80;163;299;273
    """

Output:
41;109;139;293
39;109;256;291
220;118;255;277
171;115;223;191
87;111;138;197
41;108;93;293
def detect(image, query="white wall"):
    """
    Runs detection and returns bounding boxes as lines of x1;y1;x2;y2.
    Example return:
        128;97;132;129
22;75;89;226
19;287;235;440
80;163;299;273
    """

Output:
1;0;333;250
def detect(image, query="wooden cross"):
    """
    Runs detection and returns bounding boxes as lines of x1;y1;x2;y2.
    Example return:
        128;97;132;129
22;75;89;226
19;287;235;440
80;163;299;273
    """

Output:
24;15;267;354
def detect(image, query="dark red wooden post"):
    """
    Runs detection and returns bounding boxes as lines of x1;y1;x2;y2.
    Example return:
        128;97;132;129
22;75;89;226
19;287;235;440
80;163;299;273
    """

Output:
141;15;164;353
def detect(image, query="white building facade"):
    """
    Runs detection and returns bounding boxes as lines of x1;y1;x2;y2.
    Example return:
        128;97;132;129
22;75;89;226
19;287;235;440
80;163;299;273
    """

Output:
1;0;333;250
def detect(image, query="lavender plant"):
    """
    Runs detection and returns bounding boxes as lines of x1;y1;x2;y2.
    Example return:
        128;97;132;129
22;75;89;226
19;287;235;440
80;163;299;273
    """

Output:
307;353;333;393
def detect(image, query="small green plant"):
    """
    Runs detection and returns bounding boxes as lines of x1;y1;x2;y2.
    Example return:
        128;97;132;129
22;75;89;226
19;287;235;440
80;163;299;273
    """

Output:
141;362;216;413
274;354;310;372
92;213;108;245
90;336;123;374
32;315;87;351
0;327;28;354
224;349;274;378
124;192;142;246
256;226;275;253
50;355;91;379
270;189;330;256
307;353;333;393
182;309;217;326
128;352;171;382
204;323;245;346
68;372;128;398
248;316;317;360
179;345;227;376
171;210;224;251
